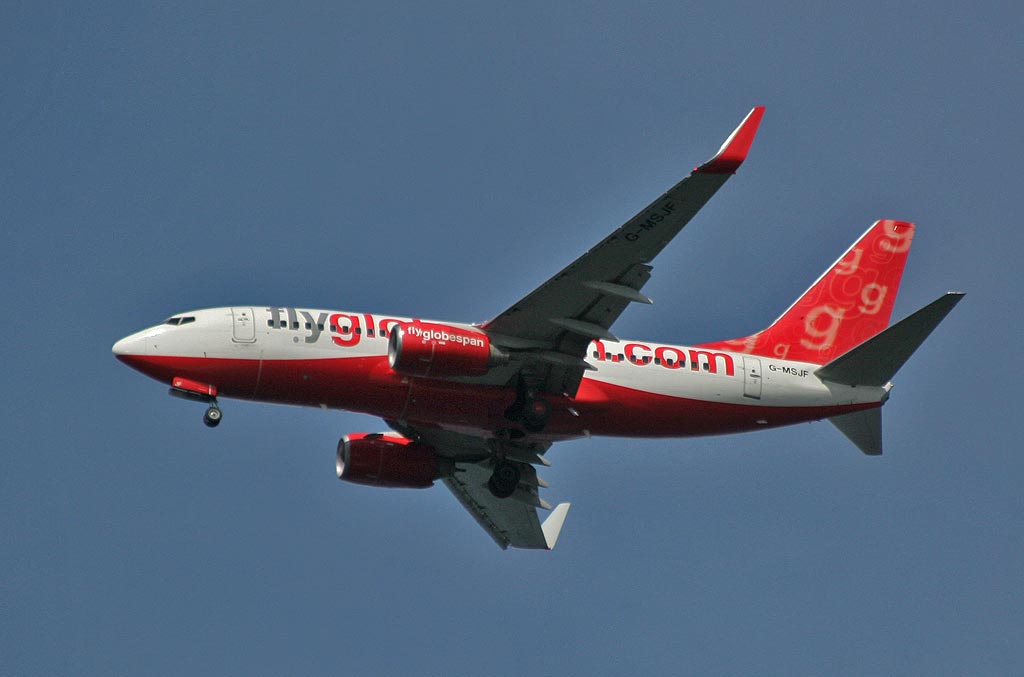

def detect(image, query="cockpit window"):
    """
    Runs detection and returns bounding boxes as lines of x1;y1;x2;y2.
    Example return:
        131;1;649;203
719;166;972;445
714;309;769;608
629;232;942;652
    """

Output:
163;316;196;326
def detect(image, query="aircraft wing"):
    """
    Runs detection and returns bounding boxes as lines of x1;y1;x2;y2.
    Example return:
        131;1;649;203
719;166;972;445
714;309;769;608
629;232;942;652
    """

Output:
444;460;570;550
388;109;763;548
482;106;764;396
389;422;569;549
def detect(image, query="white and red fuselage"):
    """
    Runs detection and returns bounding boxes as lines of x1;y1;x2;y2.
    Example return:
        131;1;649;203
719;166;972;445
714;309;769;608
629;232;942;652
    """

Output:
112;306;885;441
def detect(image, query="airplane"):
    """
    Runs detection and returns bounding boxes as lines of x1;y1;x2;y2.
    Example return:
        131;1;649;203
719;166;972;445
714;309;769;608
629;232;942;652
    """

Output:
112;106;964;550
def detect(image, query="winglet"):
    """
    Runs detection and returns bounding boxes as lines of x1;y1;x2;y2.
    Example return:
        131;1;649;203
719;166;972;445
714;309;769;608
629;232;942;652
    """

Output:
542;503;571;550
696;106;765;174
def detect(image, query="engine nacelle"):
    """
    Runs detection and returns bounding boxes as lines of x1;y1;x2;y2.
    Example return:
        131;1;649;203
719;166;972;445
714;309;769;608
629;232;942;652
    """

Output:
336;433;441;489
388;321;506;378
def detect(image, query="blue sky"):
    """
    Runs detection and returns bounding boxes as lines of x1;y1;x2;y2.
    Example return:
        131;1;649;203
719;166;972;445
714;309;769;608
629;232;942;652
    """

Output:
3;2;1021;674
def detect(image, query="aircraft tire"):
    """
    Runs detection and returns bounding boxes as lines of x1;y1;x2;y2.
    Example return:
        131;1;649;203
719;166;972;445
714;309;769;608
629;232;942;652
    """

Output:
522;397;550;433
203;407;222;428
488;461;520;499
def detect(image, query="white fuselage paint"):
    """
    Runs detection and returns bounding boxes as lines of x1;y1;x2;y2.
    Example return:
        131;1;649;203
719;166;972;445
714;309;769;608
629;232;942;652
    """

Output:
114;306;886;424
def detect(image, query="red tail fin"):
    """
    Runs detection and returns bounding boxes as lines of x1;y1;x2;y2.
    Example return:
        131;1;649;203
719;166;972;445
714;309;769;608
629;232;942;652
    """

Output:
699;220;915;364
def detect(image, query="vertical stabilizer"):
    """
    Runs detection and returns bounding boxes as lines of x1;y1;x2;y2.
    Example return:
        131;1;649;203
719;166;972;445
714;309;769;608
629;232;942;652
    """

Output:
699;220;915;364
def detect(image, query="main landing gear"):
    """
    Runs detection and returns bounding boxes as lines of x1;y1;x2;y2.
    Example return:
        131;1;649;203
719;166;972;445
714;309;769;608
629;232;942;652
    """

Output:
488;460;521;499
504;384;551;433
521;397;551;432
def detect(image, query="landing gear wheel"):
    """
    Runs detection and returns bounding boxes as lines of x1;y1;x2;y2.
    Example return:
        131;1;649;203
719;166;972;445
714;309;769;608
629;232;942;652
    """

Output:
504;382;552;433
203;406;222;428
521;397;551;433
488;461;521;499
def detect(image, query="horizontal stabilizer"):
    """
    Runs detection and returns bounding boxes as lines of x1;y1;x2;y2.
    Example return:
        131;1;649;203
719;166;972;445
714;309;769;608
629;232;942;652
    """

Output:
815;292;964;386
829;408;883;455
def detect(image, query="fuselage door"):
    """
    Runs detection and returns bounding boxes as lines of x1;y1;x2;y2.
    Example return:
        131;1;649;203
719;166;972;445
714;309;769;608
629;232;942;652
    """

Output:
231;307;257;343
743;356;762;399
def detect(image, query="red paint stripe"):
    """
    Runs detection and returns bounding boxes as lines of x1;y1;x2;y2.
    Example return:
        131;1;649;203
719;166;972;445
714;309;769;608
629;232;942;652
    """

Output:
120;354;876;440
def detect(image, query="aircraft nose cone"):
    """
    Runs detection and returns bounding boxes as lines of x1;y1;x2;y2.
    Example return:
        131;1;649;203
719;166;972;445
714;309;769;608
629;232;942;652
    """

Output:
112;333;147;360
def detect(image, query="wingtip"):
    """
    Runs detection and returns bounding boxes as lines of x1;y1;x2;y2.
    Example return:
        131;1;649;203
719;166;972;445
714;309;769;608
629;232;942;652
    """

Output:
542;502;571;550
696;105;765;174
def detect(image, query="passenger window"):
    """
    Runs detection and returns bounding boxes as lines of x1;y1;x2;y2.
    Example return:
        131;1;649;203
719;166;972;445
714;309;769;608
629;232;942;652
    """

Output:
267;320;274;327
305;322;311;330
318;323;324;331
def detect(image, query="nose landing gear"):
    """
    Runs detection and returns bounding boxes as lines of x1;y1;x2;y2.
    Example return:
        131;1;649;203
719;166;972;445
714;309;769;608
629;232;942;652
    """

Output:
203;405;222;428
169;376;223;429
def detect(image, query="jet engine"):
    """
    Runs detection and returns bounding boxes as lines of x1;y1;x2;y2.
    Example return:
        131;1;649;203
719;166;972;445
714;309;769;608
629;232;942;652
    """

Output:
336;433;442;489
388;321;507;378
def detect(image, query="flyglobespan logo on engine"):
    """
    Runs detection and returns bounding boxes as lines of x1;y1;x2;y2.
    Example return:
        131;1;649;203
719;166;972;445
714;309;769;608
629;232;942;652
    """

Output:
406;324;486;347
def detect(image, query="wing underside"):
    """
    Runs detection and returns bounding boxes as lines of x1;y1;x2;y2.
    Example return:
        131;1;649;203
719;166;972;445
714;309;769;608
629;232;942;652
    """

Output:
386;108;765;549
481;106;765;397
444;461;569;550
391;423;569;550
